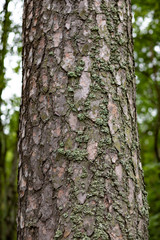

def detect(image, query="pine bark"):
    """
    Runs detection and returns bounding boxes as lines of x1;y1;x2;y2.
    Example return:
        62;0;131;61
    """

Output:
18;0;149;239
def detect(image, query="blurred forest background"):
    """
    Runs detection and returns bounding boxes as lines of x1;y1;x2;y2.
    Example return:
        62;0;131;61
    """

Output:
0;0;160;239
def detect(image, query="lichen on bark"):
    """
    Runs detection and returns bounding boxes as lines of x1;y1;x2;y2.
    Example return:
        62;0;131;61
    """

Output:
18;0;149;239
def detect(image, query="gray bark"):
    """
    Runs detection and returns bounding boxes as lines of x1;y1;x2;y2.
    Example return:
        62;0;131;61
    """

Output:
18;0;149;239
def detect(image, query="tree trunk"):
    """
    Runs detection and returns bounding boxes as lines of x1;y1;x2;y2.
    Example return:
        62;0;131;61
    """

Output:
0;1;12;239
18;0;149;239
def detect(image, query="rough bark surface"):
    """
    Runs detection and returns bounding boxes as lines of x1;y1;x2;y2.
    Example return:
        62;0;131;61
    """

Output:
18;0;149;239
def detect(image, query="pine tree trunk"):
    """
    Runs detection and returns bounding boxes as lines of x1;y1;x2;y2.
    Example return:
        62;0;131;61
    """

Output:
18;0;149;239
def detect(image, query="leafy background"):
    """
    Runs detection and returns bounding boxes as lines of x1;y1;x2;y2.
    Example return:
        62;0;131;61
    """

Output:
0;0;160;239
133;1;160;239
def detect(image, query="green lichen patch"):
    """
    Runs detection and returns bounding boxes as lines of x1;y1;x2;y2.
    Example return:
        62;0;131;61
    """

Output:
68;71;77;78
54;229;63;239
75;66;84;76
77;113;86;121
81;167;88;179
76;135;89;143
58;148;87;162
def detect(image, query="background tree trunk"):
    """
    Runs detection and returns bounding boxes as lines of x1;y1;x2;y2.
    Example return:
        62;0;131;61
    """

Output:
18;0;149;239
0;1;13;239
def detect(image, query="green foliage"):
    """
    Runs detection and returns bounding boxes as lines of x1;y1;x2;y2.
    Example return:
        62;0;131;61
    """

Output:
0;0;22;239
132;0;160;239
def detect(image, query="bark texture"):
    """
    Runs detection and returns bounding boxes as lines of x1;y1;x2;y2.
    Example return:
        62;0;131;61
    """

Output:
18;0;149;239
